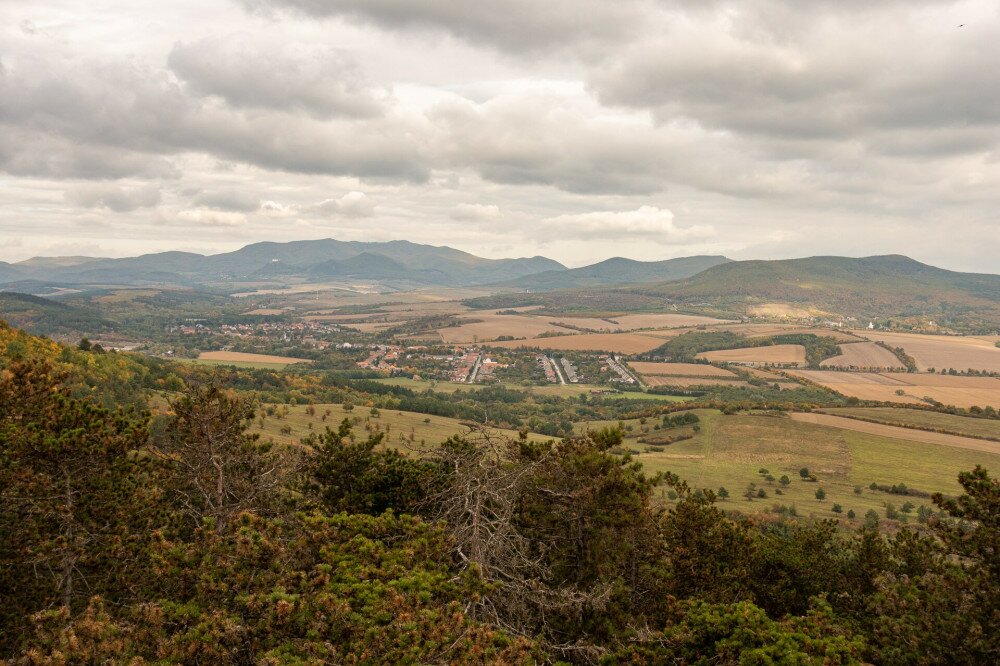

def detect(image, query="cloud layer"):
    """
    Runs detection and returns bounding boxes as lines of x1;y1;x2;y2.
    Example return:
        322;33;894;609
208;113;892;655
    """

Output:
1;0;999;270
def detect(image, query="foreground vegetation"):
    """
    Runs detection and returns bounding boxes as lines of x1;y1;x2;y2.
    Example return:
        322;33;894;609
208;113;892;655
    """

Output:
2;322;999;663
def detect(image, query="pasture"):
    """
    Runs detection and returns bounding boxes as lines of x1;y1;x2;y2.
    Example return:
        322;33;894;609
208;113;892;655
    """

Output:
617;410;1000;519
819;407;1000;441
251;402;553;450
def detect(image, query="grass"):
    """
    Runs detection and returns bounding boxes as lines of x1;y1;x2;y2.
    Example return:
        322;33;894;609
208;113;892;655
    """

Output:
179;358;296;370
605;410;1000;521
819;407;1000;441
369;377;691;402
251;402;554;451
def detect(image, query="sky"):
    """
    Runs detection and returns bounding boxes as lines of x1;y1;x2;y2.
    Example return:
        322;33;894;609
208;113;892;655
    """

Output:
1;0;999;271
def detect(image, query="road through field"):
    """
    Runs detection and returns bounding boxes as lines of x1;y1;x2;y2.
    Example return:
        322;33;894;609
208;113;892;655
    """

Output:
790;412;1000;454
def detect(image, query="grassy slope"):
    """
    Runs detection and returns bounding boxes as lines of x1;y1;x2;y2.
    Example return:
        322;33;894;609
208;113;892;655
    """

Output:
819;407;1000;440
251;402;554;450
580;410;1000;520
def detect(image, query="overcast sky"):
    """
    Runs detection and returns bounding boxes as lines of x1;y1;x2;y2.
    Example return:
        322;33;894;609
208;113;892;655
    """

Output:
2;0;999;270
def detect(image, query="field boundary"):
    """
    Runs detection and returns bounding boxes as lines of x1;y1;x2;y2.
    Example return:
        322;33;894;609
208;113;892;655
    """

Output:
790;412;1000;454
815;409;1000;443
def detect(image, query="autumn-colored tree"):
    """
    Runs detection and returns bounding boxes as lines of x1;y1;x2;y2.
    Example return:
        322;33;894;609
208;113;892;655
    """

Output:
0;360;150;653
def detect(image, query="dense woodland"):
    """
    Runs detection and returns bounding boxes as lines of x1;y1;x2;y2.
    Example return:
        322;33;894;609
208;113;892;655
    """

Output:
1;322;999;664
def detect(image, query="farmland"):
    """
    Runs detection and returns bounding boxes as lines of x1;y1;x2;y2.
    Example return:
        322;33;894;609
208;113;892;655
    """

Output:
789;412;1000;454
619;410;1000;518
642;376;750;388
818;406;1000;441
820;342;905;369
627;362;737;377
489;332;666;353
696;344;807;366
787;370;1000;408
863;331;1000;373
193;351;314;368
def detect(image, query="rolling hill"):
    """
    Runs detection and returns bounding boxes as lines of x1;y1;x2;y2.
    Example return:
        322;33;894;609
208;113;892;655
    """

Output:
494;255;731;291
0;291;113;338
466;255;1000;331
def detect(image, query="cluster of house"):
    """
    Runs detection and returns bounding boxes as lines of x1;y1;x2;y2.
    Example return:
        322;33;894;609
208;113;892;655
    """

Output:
168;320;341;343
356;345;404;371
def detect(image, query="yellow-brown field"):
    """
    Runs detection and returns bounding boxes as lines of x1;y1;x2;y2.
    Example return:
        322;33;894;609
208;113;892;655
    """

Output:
489;333;666;353
628;362;737;377
863;331;1000;373
706;323;861;342
197;351;313;364
789;412;1000;454
787;370;1000;408
820;342;905;369
643;376;751;388
241;308;286;316
545;313;729;331
439;314;575;343
696;344;807;365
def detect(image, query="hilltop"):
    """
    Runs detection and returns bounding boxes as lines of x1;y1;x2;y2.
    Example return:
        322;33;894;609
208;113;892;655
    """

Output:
492;255;731;291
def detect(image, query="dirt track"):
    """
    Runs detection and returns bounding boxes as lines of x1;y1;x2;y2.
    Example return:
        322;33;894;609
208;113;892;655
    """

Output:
790;412;1000;454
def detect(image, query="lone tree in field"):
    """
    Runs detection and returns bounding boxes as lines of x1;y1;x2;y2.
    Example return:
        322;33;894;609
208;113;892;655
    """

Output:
780;475;791;486
815;488;826;500
799;467;810;479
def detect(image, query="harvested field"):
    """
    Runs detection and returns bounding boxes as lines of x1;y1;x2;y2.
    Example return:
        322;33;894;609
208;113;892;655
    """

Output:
707;323;861;342
863;331;1000;373
789;413;1000;454
748;303;830;318
643;376;751;388
489;333;665;353
197;351;312;366
546;313;729;331
744;367;790;381
696;344;807;366
628;362;737;377
241;308;285;316
819;407;1000;441
820;342;905;369
787;370;1000;408
439;314;574;343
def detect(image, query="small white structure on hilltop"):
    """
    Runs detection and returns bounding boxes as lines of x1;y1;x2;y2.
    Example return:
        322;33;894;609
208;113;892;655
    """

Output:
868;322;875;330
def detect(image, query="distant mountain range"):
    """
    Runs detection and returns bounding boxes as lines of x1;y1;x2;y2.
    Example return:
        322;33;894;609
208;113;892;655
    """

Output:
0;239;730;292
495;255;732;291
0;239;565;289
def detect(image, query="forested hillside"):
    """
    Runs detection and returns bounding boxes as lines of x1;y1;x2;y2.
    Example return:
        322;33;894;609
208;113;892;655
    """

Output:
1;321;998;663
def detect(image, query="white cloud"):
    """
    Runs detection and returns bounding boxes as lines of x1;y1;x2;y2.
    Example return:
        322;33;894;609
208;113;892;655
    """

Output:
539;206;715;243
176;208;247;227
314;191;377;218
450;203;500;221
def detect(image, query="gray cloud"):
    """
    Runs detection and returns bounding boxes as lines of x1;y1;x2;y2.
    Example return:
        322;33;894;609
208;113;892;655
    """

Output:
64;183;162;212
241;0;647;53
0;57;428;182
168;35;386;119
192;189;261;212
